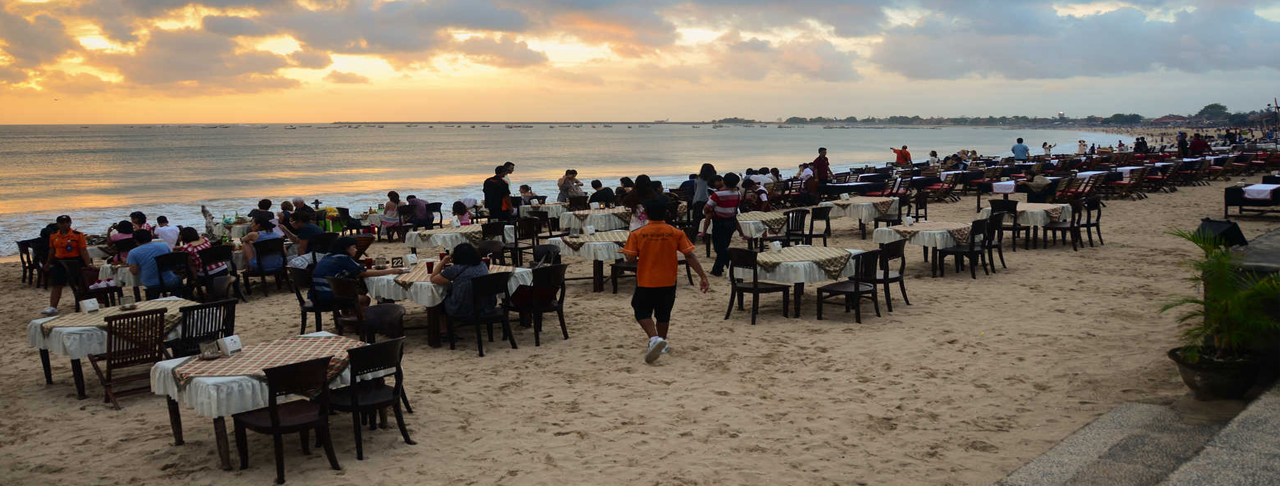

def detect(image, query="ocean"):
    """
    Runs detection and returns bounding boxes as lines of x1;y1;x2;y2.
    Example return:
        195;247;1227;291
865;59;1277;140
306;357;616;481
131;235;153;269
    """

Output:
0;123;1130;255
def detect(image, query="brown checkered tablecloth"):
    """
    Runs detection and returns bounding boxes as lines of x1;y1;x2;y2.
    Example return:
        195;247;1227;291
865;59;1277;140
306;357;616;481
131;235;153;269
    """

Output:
486;264;516;275
40;298;197;336
756;247;853;280
571;207;632;223
416;225;484;245
890;221;971;245
172;335;363;387
558;230;631;251
840;197;896;214
1018;203;1066;221
394;261;436;288
737;211;787;234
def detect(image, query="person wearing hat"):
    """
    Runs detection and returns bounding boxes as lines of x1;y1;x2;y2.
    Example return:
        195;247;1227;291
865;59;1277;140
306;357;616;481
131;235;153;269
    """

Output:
310;236;407;310
42;215;94;316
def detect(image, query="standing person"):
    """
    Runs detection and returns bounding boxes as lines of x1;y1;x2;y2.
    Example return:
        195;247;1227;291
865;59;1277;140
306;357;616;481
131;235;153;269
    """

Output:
928;150;941;165
588;180;615;206
812;147;834;182
1076;139;1088;155
890;145;912;166
154;216;180;248
1011;138;1031;163
503;161;516;185
483;166;511;221
678;174;698;201
556;169;584;203
41;215;93;316
704;172;742;277
621;200;710;363
1041;142;1056;155
623;175;657;231
692;163;716;229
126;231;183;299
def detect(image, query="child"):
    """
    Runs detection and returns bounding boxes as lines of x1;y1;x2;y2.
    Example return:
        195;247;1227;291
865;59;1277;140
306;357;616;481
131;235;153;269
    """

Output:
620;200;709;363
452;201;472;226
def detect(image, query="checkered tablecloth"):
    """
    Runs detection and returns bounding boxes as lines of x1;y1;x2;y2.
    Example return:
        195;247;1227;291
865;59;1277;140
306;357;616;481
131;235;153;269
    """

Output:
172;335;362;387
558;231;630;251
40;298;196;336
756;246;854;280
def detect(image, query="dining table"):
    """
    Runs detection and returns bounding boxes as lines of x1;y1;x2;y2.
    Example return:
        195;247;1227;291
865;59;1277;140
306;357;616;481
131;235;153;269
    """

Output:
150;331;365;471
29;296;195;399
731;246;865;317
558;207;632;233
364;262;533;346
404;225;515;253
545;230;633;292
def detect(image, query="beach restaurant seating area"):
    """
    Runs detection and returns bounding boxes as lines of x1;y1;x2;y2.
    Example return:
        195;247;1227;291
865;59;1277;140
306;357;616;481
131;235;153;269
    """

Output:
16;144;1280;482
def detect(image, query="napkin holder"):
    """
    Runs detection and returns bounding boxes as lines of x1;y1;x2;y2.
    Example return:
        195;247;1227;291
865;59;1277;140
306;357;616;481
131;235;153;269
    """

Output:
584;225;596;235
216;335;243;357
840;193;851;200
79;299;101;313
404;253;418;266
904;216;915;226
198;341;223;360
591;202;601;209
770;241;783;253
451;219;461;228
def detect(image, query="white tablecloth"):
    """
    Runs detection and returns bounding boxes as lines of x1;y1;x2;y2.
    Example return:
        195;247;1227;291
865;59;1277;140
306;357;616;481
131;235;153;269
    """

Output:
518;204;568;220
1116;166;1147;176
991;181;1017;194
87;246;111;260
28;296;187;360
404;225;515;251
364;267;532;307
873;225;971;249
821;199;898;223
150;331;355;418
1076;171;1107;178
1243;184;1280;200
980;204;1071;227
559;211;629;232
731;248;864;284
546;234;626;261
97;264;137;287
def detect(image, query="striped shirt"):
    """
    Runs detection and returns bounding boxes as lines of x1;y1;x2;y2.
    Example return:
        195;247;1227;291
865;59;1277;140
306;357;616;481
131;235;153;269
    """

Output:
181;240;228;277
706;189;741;219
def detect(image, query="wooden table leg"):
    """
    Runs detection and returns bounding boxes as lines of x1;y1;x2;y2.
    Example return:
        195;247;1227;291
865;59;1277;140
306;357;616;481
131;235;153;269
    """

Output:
425;305;442;348
976;189;982;212
167;397;185;445
40;349;53;384
70;358;87;399
213;417;233;471
592;260;604;293
793;283;804;318
132;286;142;303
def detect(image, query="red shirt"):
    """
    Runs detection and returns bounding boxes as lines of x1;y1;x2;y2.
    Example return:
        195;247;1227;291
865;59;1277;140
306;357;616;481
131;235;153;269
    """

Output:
707;189;741;219
893;148;912;165
811;156;831;180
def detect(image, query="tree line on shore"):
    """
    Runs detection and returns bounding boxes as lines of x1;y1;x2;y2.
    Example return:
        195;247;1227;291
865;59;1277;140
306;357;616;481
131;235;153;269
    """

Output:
712;103;1277;128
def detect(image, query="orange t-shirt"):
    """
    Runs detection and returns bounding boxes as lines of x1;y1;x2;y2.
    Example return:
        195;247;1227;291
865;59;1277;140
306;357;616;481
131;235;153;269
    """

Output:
620;222;695;288
49;230;87;259
893;148;912;165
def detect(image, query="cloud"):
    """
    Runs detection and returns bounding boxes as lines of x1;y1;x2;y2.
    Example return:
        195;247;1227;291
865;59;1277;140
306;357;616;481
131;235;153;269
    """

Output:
711;31;860;82
94;28;298;93
201;15;274;37
288;49;333;69
454;36;548;67
0;10;79;68
323;70;370;84
37;71;114;94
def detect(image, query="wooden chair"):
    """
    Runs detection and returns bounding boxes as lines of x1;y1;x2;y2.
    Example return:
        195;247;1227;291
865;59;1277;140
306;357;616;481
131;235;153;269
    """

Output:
934;219;989;279
567;196;589;211
352;235;375;260
153;251;194;299
925;173;962;202
803;206;833;246
394;204;419;240
425;202;444;229
506;264;570;346
982;211;1007;272
60;259;122;311
1081;196;1104;247
87;308;167;409
287;267;341;334
110;238;137;264
477;240;507;265
17;238;45;287
1106;166;1148;200
197;245;245;302
526;210;568;239
242;238;291;297
1043;199;1086;251
166;299;237;358
725;249;790;325
506;218;540;266
327;277;369;336
988;199;1032;251
870;194;909;238
815;250;881;323
868;239;909;312
330;338;415;461
760;209;808;249
446;271;514;357
336;207;371;236
232;357;341;484
357;304;406;344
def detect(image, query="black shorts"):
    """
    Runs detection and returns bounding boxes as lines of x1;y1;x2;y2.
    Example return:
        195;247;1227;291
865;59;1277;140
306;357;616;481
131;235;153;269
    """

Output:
48;259;78;286
632;286;677;322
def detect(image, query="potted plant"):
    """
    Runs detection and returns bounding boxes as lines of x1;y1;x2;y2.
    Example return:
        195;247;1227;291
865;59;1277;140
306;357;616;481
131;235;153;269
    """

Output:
1161;228;1280;400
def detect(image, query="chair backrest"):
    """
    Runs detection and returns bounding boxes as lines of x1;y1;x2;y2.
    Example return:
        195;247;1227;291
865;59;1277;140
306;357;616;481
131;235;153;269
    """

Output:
532;244;562;266
425;202;443;226
527;210;550;229
524;263;569;306
264;357;332;425
352;235;375;260
567;196;589;211
481;222;507;241
287;267;312;304
173;299;237;357
253;237;287;258
878;239;907;273
854;249;882;282
988;199;1019;224
809;206;832;234
397;204;417;223
155;251;192;280
477;240;505;261
198;244;236;272
508;196;523;211
515;217;541;241
337;207;353;221
727;248;760;284
112;238;138;261
912;190;929;217
103;308;167;372
309;232;339;254
361;304;406;341
964;219;986;250
984;211;1006;242
326;277;363;301
783;209;809;233
471;272;513;312
346;337;405;383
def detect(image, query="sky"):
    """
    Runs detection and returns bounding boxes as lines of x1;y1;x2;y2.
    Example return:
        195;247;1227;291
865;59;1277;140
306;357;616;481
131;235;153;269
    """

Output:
1;0;1278;124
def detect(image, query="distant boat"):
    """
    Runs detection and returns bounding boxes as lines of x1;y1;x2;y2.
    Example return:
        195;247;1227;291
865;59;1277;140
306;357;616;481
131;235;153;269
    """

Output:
591;125;596;128
627;125;632;129
654;118;669;123
285;125;297;129
692;125;700;128
638;124;650;128
481;125;490;128
603;124;613;128
406;124;417;127
549;125;555;129
80;126;89;129
471;125;476;128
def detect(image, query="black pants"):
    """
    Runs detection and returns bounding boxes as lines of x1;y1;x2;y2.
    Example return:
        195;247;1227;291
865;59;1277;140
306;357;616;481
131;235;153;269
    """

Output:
710;217;736;275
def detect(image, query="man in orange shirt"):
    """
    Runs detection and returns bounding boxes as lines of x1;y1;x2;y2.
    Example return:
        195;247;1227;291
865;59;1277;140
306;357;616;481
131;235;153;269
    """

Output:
43;215;94;316
621;200;710;363
891;145;913;166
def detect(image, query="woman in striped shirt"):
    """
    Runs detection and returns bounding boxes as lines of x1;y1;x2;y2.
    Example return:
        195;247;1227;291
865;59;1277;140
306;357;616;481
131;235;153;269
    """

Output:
178;226;229;278
703;172;742;277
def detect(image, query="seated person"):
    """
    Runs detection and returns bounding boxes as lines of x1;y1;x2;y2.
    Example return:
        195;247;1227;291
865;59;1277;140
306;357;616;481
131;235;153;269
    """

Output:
310;237;406;310
126;231;183;299
247;199;274;220
519;185;540;204
1019;171;1056;203
404;195;431;226
742;179;771;212
130;211;154;235
177;226;228;278
429;243;494;319
588;180;615;206
107;220;135;263
241;218;285;272
278;200;294;223
282;211;323;254
154;216;180;248
291;197;315;215
452;201;472;226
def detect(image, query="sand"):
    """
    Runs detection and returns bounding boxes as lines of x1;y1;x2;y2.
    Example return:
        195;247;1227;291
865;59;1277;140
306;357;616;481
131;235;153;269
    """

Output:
2;174;1278;485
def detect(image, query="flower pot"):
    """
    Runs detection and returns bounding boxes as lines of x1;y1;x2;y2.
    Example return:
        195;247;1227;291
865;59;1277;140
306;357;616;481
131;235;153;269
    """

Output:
1167;347;1260;400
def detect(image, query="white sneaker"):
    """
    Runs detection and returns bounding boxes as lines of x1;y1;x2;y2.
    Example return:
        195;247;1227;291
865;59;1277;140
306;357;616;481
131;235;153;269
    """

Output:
645;338;667;364
40;306;58;316
661;343;671;355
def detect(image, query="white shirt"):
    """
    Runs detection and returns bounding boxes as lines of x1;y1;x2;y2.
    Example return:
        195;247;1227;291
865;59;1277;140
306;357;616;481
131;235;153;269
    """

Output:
799;168;814;181
155;225;180;248
751;174;773;186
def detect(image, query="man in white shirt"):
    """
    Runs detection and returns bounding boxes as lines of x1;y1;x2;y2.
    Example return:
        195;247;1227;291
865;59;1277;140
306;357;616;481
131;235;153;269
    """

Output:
154;216;180;248
798;163;814;181
750;166;773;187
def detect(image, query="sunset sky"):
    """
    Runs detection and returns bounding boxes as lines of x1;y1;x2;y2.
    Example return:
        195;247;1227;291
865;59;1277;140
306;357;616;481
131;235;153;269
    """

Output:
1;0;1278;124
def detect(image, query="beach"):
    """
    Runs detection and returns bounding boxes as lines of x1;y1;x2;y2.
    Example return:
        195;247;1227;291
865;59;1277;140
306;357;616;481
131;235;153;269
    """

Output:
3;170;1277;485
